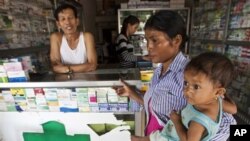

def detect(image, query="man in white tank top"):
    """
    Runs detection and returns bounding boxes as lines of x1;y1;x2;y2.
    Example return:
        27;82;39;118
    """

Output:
50;3;97;73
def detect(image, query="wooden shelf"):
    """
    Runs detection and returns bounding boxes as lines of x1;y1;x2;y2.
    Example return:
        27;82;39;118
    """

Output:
226;40;250;46
191;38;224;44
0;46;49;58
228;27;250;30
95;15;117;22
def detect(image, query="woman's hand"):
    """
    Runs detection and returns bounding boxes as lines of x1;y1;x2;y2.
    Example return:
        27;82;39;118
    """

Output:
112;79;144;105
170;111;181;123
112;79;133;97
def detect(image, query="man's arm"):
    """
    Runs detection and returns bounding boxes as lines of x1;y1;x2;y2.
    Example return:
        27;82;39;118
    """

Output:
50;32;69;73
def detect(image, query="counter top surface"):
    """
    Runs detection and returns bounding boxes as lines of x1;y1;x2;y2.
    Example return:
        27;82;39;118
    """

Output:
30;68;140;82
0;68;141;88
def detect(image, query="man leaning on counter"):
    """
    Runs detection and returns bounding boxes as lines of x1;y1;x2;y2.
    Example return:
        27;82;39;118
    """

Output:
50;3;97;74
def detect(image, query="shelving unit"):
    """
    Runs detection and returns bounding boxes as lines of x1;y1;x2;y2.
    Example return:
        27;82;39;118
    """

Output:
190;0;250;124
0;0;56;58
219;1;250;125
189;0;230;56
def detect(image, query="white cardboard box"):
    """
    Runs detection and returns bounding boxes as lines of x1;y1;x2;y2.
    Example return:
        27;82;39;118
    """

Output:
0;112;131;141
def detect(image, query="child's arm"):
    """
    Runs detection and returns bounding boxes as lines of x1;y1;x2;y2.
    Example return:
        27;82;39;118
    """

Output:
170;111;206;141
222;94;237;114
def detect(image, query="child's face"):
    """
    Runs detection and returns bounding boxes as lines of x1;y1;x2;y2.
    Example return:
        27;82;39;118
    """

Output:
183;69;221;106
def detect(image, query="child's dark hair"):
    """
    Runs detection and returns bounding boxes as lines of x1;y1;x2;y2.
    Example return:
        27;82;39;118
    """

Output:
54;3;78;21
185;52;234;88
121;15;140;36
144;10;188;50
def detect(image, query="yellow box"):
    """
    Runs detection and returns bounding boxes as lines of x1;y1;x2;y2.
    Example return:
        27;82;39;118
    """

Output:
140;70;153;82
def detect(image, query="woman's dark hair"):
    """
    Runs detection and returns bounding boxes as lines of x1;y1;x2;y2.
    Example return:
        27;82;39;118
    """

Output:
185;52;235;88
121;15;140;36
144;10;188;50
54;3;78;21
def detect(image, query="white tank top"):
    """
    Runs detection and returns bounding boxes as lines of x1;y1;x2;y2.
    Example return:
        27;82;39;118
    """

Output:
60;32;87;65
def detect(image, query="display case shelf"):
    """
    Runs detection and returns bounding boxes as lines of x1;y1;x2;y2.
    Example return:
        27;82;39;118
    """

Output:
0;68;145;137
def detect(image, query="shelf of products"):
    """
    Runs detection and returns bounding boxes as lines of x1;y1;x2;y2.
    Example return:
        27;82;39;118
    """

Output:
221;0;250;125
0;84;138;113
227;0;250;42
189;0;229;56
0;0;56;57
190;0;250;124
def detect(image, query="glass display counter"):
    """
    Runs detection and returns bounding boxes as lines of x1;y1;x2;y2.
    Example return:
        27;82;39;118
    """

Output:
0;68;145;141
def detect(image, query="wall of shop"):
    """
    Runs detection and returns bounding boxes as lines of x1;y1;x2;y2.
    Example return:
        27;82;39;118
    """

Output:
79;0;96;34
